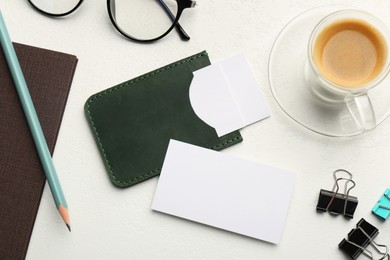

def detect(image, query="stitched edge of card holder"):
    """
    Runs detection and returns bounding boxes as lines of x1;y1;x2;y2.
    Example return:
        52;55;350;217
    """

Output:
84;51;242;187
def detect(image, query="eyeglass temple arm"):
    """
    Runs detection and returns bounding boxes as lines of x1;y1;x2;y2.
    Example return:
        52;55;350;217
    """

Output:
156;0;190;41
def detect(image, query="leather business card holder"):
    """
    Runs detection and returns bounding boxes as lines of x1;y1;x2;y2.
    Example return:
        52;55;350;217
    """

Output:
85;51;242;188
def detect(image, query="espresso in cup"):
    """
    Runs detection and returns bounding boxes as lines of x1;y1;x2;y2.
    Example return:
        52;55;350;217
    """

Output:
308;10;390;131
312;18;388;88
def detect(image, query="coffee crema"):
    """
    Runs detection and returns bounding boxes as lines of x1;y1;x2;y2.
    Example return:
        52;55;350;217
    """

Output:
313;18;388;88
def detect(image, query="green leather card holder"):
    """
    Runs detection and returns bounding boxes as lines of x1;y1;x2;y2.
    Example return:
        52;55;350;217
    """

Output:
85;51;243;188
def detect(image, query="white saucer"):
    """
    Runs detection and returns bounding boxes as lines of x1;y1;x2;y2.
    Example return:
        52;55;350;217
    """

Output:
268;5;390;137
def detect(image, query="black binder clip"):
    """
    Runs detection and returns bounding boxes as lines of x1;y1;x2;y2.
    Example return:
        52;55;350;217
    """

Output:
339;218;389;259
316;169;358;219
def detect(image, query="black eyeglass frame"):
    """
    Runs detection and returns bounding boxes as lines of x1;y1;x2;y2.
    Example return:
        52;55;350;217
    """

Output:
26;0;195;43
108;0;195;42
27;0;85;17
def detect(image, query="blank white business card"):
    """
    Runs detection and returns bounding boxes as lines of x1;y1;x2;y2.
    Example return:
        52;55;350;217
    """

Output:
152;140;296;244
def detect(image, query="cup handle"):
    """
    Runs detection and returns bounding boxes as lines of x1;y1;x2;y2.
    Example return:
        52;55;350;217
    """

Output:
345;93;376;131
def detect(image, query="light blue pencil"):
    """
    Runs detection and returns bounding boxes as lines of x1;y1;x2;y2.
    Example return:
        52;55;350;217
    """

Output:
0;11;70;232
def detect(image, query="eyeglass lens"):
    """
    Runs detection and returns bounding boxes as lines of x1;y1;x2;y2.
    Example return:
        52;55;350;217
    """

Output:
28;0;180;41
109;0;179;41
29;0;81;15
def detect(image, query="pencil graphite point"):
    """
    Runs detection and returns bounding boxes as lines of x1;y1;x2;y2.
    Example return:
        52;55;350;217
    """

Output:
58;205;70;231
66;224;71;232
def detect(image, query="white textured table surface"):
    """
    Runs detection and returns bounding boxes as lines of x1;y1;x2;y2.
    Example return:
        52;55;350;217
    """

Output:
2;1;390;259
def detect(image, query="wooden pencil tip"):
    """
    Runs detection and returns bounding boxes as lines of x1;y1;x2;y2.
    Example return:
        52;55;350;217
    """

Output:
66;224;71;232
58;205;70;231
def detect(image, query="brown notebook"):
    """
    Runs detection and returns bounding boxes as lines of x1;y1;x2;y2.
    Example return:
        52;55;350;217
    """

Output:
0;43;77;260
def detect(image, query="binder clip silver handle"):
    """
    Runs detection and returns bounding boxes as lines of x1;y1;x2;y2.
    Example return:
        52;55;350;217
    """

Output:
326;177;356;216
332;169;353;195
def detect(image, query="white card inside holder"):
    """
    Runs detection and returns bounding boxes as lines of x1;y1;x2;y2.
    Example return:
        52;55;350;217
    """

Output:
189;53;270;136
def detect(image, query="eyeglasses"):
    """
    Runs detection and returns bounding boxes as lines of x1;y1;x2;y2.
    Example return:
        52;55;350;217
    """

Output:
27;0;196;43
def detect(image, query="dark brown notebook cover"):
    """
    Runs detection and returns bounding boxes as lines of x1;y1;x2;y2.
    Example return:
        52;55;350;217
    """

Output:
0;43;77;260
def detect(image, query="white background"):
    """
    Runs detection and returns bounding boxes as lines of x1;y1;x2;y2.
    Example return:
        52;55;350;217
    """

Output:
2;0;390;259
